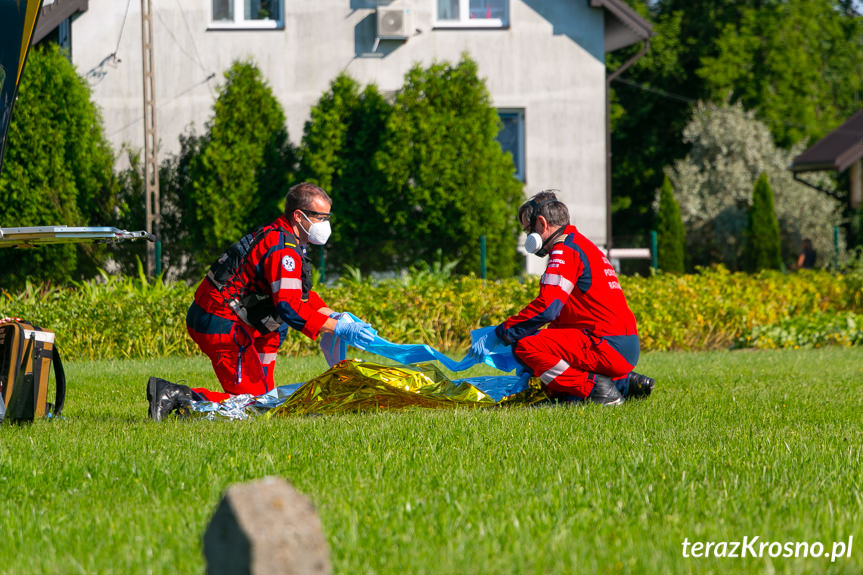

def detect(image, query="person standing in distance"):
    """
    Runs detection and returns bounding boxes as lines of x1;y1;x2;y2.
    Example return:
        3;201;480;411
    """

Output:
470;190;654;405
147;182;376;420
796;238;817;270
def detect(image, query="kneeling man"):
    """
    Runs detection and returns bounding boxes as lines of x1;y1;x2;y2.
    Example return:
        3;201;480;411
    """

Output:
147;182;375;419
470;190;654;405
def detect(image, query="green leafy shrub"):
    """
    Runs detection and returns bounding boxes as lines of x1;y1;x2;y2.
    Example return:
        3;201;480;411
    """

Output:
840;247;863;309
297;58;523;278
625;266;855;351
2;267;860;361
735;312;863;349
1;266;196;360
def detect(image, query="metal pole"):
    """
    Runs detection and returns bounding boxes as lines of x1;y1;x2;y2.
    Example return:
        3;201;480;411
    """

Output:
650;230;657;273
834;225;840;270
155;240;162;277
141;0;160;277
480;235;487;279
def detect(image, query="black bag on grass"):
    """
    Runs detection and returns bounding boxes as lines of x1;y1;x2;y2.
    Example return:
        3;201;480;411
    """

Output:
0;318;66;423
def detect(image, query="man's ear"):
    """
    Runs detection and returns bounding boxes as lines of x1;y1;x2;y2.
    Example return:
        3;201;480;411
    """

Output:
536;215;548;235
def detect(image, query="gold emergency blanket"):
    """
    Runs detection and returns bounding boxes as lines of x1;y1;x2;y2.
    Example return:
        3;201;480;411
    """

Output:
270;359;548;417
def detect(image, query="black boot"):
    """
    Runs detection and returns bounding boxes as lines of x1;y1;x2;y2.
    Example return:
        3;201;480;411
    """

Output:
587;374;625;406
147;377;194;421
627;372;655;399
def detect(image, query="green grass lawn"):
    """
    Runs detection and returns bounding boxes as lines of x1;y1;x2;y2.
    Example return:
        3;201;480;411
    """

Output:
2;347;862;574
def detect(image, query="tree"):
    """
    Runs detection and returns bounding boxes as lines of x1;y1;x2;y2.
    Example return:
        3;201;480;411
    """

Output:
670;102;843;269
0;44;118;289
297;74;395;273
375;55;524;278
107;147;147;274
654;174;685;272
178;60;295;277
698;0;863;148
743;173;782;272
112;131;207;281
609;0;862;243
609;1;761;242
157;131;206;280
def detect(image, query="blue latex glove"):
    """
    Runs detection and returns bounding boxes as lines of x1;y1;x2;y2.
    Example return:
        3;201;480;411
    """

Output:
334;314;375;350
469;328;503;362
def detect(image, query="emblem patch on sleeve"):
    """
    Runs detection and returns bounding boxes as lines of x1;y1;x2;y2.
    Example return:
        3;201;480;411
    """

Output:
281;255;296;272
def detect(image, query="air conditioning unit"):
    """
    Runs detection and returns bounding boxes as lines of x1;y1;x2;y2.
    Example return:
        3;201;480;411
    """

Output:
376;8;410;40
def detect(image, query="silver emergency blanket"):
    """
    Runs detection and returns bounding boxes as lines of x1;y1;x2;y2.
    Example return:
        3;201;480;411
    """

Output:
187;319;545;420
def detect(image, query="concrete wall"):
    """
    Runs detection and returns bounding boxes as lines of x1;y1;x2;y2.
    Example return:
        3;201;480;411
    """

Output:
71;0;609;270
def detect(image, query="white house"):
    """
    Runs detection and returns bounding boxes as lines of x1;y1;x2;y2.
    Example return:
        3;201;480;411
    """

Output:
47;0;651;273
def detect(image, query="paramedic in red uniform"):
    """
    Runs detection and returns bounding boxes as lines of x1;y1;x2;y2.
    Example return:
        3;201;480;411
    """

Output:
470;190;654;405
147;182;375;420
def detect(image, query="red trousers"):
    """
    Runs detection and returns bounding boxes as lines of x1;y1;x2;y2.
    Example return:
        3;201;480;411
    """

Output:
513;328;634;398
187;319;281;403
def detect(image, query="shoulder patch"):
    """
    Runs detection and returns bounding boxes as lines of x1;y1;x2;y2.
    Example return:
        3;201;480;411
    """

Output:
281;255;296;272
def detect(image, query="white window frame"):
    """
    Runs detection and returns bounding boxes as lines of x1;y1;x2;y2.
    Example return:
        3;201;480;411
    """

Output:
497;109;525;181
434;0;509;28
209;0;283;30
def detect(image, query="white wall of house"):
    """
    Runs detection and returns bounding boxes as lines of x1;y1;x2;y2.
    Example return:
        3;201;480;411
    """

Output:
71;0;610;272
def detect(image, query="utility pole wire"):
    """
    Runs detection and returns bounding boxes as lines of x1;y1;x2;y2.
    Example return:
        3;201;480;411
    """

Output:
173;0;210;76
611;77;858;135
112;0;134;63
611;77;695;105
155;10;209;76
107;74;216;138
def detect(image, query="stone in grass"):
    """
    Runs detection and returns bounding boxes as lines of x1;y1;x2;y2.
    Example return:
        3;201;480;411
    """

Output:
203;476;331;575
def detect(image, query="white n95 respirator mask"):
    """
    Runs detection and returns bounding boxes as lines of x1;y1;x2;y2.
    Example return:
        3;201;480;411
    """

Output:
301;212;332;245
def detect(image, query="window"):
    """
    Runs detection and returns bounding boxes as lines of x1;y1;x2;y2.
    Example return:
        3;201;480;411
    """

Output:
211;0;282;29
497;110;525;181
436;0;508;27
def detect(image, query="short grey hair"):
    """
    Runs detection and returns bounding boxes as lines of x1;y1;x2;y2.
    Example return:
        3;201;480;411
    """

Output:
518;190;570;229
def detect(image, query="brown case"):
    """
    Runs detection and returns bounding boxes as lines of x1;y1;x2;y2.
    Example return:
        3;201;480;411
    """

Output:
0;319;64;421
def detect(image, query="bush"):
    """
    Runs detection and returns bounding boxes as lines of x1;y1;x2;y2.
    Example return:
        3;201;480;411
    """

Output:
2;267;861;361
297;58;525;278
735;311;863;349
670;102;843;269
624;266;854;351
0;266;196;360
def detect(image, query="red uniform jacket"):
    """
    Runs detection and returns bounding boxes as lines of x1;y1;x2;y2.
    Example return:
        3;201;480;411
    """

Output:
193;214;329;340
496;225;640;364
